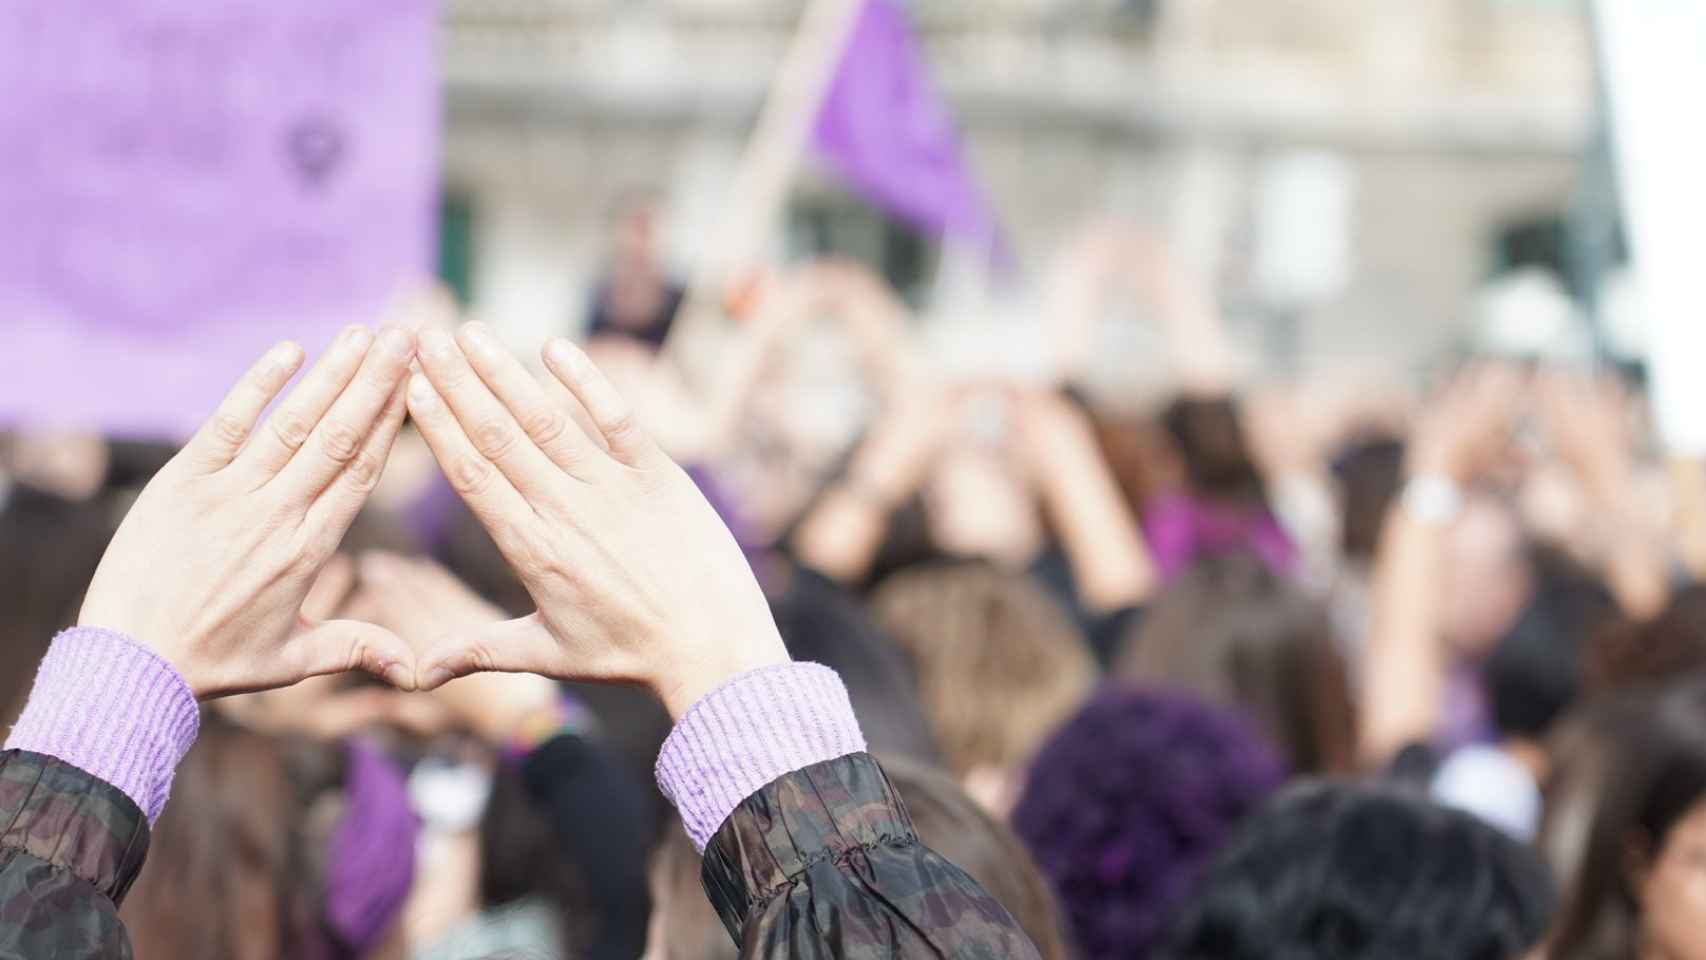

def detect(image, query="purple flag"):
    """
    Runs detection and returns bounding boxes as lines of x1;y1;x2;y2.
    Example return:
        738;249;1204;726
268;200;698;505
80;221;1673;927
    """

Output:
812;0;1001;254
0;0;438;440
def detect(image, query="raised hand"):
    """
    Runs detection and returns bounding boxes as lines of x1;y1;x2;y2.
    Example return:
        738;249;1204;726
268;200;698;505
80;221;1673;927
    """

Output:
404;323;789;718
77;326;419;698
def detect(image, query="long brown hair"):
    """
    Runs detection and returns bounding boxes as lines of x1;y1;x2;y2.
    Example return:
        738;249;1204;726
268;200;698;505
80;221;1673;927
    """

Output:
1117;551;1355;774
1543;677;1706;960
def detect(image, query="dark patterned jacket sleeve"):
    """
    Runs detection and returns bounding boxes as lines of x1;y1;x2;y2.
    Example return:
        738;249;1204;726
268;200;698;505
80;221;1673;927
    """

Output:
0;750;150;959
700;752;1041;959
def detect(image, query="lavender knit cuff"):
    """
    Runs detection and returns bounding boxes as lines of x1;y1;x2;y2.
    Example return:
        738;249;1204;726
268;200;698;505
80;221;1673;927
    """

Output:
4;627;201;824
655;662;866;851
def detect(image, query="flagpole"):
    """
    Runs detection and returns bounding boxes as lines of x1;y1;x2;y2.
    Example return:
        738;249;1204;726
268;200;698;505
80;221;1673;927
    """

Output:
663;0;866;368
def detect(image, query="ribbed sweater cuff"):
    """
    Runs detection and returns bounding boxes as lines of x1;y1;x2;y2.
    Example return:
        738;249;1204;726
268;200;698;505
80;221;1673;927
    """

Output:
4;627;201;824
655;662;866;851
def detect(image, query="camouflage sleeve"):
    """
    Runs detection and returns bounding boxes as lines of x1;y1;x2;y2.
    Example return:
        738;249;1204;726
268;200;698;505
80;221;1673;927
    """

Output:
700;752;1041;960
0;750;150;959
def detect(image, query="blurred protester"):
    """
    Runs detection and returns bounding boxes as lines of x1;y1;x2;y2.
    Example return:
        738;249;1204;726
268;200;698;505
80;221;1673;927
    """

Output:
120;717;390;960
869;561;1096;812
1543;677;1706;960
586;191;684;351
1163;782;1554;960
1588;584;1706;693
645;757;1071;960
1115;551;1357;775
1011;688;1285;959
1145;395;1297;581
1433;547;1618;840
765;562;940;763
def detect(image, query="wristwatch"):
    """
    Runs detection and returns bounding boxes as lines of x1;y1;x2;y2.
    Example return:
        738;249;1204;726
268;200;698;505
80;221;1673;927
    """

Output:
1401;473;1464;526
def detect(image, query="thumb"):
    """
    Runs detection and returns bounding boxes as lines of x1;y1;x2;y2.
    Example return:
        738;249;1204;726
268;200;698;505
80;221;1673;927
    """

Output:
415;613;560;691
290;619;418;691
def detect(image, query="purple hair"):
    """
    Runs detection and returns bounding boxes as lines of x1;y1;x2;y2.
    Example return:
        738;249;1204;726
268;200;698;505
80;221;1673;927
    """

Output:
1010;686;1284;959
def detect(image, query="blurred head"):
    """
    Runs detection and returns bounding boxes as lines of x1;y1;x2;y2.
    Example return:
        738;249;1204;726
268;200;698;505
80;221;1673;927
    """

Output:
1483;548;1616;745
1331;434;1404;564
1011;688;1285;959
644;758;1072;960
1161;395;1266;507
1544;677;1706;960
869;562;1095;808
1116;551;1355;774
1440;493;1532;657
1587;585;1706;694
610;191;665;269
1163;782;1554;960
770;564;940;762
0;486;114;727
125;703;434;960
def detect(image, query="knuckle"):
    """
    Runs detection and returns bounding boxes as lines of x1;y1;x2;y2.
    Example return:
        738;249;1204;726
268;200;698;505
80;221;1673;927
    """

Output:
210;412;251;448
271;412;314;452
449;454;494;496
522;409;568;448
318;420;364;463
343;451;384;493
602;410;639;444
472;420;516;460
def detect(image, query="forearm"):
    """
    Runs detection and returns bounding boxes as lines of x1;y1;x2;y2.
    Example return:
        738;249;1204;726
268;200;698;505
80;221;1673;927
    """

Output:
1035;443;1155;612
1359;508;1448;765
655;663;1039;959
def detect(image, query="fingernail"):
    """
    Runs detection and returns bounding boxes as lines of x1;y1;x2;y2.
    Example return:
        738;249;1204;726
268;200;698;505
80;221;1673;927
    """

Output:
378;326;414;359
546;338;576;370
460;321;495;349
345;326;373;350
270;341;304;367
407;373;437;408
419;327;454;359
384;662;415;691
422;667;453;690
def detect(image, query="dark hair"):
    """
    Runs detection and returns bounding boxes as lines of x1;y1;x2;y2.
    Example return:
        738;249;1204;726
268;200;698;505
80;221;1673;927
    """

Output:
0;487;114;726
120;716;333;960
1117;552;1356;774
1011;687;1285;959
770;563;941;763
1586;585;1706;694
1164;782;1555;960
1483;547;1616;740
647;757;1073;960
1544;676;1706;960
1161;395;1267;508
1331;434;1404;562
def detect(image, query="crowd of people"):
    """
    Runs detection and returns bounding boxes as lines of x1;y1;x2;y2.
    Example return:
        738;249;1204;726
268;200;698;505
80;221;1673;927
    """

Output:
6;223;1706;960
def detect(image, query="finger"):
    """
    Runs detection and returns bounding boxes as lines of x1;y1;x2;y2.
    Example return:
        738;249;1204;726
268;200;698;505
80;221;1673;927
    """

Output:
415;613;561;690
457;321;603;473
301;553;357;622
417;327;565;497
537;366;612;454
236;326;375;478
287;620;417;691
542;337;658;467
273;327;415;502
184;341;305;473
302;376;409;535
404;372;534;536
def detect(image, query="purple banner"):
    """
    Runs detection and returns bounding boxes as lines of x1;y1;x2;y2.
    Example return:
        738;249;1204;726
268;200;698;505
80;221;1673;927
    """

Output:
812;0;1001;255
0;0;439;440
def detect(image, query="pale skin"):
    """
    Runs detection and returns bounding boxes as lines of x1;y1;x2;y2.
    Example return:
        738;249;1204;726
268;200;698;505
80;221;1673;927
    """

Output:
78;325;420;698
403;322;790;718
75;321;790;723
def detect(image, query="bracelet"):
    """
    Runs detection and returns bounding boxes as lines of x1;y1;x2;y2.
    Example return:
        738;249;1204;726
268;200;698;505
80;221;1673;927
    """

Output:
1401;473;1464;526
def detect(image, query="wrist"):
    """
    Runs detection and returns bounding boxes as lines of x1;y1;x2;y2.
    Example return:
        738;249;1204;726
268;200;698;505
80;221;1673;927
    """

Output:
652;633;791;721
